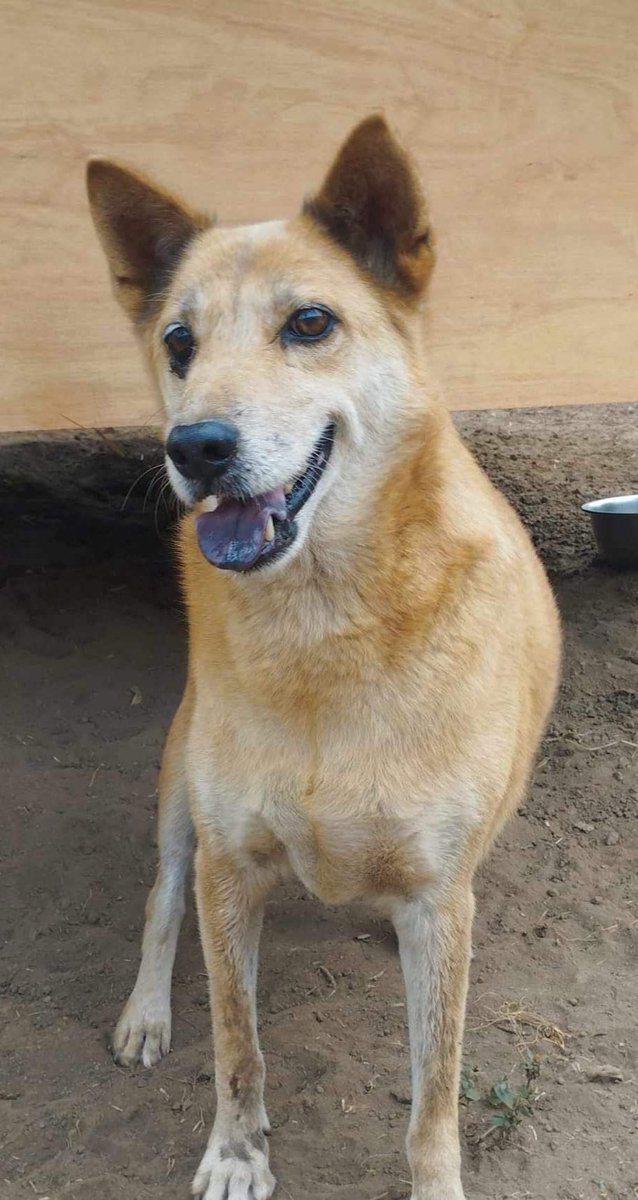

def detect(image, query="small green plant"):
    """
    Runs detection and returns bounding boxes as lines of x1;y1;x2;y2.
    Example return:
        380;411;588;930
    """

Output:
459;1064;480;1103
521;1048;542;1083
487;1078;532;1130
487;1052;542;1133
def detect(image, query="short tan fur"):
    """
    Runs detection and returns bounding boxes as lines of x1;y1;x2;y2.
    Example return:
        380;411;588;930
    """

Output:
88;115;561;1200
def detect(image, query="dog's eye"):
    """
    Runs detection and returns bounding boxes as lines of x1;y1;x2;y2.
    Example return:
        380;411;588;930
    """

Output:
163;323;196;377
285;306;336;342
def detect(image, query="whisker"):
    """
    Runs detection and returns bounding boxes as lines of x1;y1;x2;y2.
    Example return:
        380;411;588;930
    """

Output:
154;477;181;534
139;407;166;429
153;485;164;536
121;462;165;513
143;466;167;514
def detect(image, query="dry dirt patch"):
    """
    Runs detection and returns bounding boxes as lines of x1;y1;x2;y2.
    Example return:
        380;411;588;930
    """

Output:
1;404;636;1200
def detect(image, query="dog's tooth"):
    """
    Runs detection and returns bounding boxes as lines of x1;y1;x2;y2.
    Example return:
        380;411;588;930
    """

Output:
264;516;275;543
201;495;219;512
284;481;293;496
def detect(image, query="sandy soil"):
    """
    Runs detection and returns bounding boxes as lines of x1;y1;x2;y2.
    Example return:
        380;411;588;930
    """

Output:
1;404;636;1200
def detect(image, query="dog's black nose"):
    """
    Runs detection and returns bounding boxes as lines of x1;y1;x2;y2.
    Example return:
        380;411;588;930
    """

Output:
166;420;239;483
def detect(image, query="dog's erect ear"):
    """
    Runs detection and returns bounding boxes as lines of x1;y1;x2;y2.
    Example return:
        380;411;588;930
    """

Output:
86;160;210;322
304;115;434;299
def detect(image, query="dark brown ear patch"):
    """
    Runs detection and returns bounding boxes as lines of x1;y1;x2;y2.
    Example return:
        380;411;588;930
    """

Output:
304;114;434;298
87;160;211;322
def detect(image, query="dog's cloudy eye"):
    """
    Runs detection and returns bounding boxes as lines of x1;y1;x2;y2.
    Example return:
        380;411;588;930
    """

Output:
285;306;335;342
163;323;196;377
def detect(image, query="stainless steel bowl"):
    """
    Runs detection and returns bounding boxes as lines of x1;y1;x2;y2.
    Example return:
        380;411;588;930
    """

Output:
581;494;638;568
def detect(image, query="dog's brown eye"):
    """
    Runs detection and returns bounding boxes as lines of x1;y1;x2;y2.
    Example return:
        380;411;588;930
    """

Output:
163;323;196;377
285;306;336;342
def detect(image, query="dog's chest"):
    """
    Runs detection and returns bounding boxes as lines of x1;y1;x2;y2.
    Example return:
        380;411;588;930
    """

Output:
191;626;476;904
202;703;465;906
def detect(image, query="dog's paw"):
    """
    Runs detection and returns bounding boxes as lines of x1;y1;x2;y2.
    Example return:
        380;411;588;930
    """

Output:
112;994;171;1068
192;1133;275;1200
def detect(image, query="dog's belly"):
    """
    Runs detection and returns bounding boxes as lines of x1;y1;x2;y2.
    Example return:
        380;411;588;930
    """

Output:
283;814;433;905
244;809;429;905
239;781;468;906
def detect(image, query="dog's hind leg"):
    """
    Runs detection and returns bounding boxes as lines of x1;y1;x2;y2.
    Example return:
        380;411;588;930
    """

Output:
391;883;474;1200
112;688;194;1067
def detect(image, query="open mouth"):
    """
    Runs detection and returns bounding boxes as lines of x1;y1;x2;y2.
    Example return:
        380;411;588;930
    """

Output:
194;421;336;572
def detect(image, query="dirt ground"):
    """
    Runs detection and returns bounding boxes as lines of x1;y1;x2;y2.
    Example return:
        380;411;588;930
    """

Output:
1;403;636;1200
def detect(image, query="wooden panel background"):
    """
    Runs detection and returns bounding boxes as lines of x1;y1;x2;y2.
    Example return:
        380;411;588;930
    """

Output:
1;0;636;432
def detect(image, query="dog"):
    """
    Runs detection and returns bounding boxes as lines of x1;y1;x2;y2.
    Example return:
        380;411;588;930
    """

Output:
87;115;561;1200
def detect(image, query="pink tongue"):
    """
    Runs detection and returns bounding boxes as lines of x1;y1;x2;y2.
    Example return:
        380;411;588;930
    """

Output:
195;487;288;571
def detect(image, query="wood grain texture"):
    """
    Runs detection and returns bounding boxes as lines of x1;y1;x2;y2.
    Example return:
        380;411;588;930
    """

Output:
1;0;637;432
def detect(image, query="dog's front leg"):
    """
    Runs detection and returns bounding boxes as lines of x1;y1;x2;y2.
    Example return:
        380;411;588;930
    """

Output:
391;886;474;1200
113;693;194;1067
192;837;275;1200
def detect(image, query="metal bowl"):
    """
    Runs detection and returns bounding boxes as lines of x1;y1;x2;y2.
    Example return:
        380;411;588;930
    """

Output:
581;494;638;568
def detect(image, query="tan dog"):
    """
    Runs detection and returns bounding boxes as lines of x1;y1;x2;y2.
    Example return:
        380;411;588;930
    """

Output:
87;116;561;1200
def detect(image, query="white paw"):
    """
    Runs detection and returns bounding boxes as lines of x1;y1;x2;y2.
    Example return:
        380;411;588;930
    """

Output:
112;993;171;1067
192;1133;275;1200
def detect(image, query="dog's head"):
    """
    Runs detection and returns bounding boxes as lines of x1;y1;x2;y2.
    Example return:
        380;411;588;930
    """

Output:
87;116;435;574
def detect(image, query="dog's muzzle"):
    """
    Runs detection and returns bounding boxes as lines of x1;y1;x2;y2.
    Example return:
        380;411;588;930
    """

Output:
175;420;337;573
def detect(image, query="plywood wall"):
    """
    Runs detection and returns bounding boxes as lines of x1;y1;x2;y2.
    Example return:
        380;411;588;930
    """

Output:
2;0;636;432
